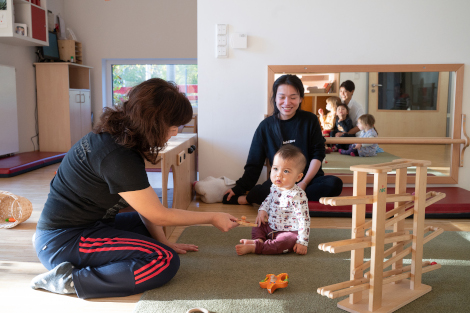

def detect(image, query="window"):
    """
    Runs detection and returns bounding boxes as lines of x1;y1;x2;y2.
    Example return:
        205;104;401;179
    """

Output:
377;72;441;110
104;59;197;108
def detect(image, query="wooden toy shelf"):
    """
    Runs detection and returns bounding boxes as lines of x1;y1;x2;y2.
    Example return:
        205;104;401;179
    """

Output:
317;159;445;313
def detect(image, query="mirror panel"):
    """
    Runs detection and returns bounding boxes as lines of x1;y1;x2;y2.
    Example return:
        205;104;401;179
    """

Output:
267;64;464;184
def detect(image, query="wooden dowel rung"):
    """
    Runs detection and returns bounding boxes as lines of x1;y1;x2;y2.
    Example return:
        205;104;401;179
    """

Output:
383;247;412;269
365;261;434;279
422;263;441;273
423;227;444;244
353;261;371;276
328;272;412;299
327;283;370;299
384;233;413;245
387;193;414;202
382;272;411;285
322;193;415;207
328;232;410;254
317;277;369;295
355;192;436;233
384;209;414;228
330;241;372;253
321;195;374;206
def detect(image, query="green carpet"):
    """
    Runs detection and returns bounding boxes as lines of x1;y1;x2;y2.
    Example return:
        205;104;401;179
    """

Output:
323;151;399;174
134;227;470;313
323;152;446;176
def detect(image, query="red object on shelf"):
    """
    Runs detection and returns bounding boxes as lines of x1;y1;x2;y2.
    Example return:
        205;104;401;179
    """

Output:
31;5;46;41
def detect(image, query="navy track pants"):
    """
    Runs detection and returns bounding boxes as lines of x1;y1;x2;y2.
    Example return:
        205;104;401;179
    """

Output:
33;212;180;299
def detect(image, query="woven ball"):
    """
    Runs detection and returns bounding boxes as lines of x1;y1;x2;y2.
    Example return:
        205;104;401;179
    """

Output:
0;191;33;229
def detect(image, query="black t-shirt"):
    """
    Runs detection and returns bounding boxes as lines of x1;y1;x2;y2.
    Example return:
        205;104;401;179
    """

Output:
232;110;326;195
37;132;150;230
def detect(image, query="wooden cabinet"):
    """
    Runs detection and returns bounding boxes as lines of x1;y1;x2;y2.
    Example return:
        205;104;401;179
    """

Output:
0;0;48;46
35;63;93;152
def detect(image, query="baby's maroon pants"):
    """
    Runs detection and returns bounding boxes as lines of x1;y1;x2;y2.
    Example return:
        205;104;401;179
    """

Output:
251;223;298;255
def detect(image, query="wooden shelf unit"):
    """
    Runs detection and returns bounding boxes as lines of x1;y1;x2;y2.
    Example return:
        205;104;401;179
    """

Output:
58;40;83;64
0;0;48;46
35;62;93;152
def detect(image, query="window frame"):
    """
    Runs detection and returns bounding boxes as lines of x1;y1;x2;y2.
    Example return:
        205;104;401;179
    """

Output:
103;58;197;108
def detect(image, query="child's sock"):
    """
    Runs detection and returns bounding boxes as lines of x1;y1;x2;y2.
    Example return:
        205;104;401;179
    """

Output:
338;149;342;154
31;262;76;295
350;152;357;157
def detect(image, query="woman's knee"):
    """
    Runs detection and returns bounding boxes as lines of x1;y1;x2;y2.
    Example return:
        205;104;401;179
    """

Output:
145;252;180;289
329;176;343;196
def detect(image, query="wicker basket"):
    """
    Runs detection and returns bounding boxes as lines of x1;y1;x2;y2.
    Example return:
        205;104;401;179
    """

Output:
0;190;33;229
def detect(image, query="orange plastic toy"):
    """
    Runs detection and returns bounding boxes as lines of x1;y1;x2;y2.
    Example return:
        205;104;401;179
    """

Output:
237;216;257;227
259;273;289;294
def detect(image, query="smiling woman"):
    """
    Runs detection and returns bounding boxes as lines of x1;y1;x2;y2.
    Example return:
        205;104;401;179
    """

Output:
223;74;343;210
267;64;466;184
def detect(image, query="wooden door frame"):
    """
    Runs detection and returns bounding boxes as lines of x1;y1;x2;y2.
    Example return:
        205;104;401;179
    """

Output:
267;64;464;184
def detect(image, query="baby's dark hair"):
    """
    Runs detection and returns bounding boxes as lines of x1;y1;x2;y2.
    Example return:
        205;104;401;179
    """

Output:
337;103;349;114
275;144;307;172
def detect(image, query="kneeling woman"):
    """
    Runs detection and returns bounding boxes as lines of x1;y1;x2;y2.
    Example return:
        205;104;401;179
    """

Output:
31;78;238;299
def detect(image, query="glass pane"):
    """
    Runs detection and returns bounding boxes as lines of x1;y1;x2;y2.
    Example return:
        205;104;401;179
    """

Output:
322;144;451;177
112;64;198;107
377;72;440;110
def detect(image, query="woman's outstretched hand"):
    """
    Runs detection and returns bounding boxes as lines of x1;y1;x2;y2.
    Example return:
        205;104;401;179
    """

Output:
212;212;239;232
224;189;235;201
169;242;199;254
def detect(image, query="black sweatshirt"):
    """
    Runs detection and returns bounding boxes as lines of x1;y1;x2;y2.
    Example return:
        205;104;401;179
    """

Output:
232;110;326;195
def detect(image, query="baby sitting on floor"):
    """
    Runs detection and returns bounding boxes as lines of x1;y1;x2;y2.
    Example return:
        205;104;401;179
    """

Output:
236;144;310;256
339;114;378;157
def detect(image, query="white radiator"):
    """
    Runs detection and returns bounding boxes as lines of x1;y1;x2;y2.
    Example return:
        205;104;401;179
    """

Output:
0;64;19;156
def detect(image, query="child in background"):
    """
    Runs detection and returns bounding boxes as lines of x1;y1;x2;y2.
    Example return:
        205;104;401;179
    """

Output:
330;103;354;151
236;144;310;256
339;114;378;157
318;96;341;137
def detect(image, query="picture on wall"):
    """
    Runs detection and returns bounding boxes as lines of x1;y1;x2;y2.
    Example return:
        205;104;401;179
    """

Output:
0;0;6;11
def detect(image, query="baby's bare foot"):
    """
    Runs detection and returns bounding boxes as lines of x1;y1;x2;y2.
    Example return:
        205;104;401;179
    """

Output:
239;239;257;245
235;244;255;255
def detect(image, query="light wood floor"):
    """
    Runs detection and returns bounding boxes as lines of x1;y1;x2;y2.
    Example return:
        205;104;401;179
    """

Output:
1;163;469;313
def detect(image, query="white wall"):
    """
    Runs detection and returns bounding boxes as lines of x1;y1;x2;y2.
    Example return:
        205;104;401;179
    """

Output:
62;0;197;123
0;0;64;153
198;0;470;190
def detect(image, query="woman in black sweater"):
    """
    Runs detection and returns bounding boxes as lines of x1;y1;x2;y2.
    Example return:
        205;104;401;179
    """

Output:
223;75;343;209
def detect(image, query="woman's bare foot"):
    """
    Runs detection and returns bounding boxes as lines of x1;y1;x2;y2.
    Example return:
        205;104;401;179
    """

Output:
235;243;256;255
238;195;249;205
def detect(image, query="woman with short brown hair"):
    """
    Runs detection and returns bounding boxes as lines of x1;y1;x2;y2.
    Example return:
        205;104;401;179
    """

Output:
31;78;238;299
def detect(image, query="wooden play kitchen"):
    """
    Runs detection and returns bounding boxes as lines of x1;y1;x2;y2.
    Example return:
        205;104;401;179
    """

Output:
145;133;197;237
317;159;445;313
